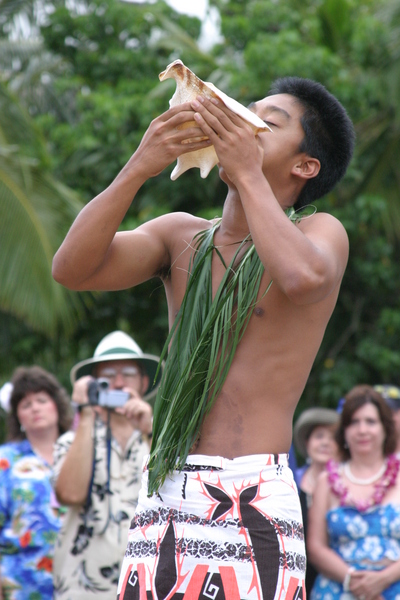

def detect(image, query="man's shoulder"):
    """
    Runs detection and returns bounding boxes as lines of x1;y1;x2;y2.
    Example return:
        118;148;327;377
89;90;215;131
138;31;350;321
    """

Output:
298;210;346;232
298;210;349;250
147;211;212;235
141;212;215;267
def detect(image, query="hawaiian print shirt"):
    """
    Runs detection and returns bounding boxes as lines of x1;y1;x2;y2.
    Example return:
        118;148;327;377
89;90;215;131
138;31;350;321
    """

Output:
311;503;400;600
0;439;63;600
52;418;149;600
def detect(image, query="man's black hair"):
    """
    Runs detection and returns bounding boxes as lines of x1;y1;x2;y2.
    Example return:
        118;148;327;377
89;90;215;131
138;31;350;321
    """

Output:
267;77;355;209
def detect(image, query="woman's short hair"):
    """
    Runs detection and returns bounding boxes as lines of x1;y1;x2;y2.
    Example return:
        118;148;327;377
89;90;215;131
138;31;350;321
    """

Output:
336;384;397;461
8;366;72;441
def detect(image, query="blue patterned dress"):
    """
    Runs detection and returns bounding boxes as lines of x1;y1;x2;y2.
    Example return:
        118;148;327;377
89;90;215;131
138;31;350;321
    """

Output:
311;504;400;600
0;439;63;600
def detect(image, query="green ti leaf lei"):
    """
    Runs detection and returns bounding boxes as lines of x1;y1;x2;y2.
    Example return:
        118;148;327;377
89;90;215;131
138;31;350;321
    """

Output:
147;206;313;496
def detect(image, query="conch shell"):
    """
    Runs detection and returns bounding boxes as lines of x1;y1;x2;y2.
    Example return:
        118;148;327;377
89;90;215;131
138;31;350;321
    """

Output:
159;59;272;180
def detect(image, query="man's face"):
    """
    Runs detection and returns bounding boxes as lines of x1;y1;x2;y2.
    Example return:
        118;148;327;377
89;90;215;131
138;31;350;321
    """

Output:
248;93;311;206
95;359;148;396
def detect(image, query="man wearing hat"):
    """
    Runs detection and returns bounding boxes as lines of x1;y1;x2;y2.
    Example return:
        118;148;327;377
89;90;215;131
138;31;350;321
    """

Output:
52;331;161;599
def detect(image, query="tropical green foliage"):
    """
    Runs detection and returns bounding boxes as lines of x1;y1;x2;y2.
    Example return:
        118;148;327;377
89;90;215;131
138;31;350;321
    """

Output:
0;80;85;337
0;0;399;433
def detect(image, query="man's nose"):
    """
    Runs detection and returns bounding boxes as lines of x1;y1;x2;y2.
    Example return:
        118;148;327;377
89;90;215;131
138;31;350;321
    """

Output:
112;372;126;389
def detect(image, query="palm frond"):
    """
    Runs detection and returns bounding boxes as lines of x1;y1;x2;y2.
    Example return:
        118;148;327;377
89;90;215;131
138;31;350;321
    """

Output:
147;208;305;495
0;82;85;335
0;38;42;68
0;147;84;334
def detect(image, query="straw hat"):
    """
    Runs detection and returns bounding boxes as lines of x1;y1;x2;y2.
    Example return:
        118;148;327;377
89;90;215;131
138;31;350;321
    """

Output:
293;407;339;458
70;331;162;401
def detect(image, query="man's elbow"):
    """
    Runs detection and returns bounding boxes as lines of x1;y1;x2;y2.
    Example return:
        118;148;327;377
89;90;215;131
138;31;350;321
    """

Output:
52;253;69;286
52;254;81;290
55;483;87;506
283;268;334;306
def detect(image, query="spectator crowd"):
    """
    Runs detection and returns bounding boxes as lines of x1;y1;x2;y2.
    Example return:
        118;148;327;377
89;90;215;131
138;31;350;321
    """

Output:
1;335;400;600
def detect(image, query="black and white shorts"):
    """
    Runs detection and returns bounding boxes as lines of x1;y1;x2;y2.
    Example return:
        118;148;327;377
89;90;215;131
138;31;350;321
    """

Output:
117;453;305;600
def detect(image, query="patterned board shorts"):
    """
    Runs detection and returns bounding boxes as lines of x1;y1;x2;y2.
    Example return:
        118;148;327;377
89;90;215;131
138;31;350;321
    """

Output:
117;453;306;600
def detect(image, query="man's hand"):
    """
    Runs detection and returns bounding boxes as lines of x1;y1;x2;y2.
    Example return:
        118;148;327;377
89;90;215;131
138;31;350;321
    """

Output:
115;391;153;436
72;376;96;418
130;102;212;180
190;96;264;186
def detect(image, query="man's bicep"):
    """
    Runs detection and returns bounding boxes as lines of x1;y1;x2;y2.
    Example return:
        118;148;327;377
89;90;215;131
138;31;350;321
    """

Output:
75;222;170;291
318;218;349;283
113;226;170;286
303;214;349;285
290;213;349;305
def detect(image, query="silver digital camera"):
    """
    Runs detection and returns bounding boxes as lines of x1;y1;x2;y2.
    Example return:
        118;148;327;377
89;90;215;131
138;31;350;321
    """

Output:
87;378;130;409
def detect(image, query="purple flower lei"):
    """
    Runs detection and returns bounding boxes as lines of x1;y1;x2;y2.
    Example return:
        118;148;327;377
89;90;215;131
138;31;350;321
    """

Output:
326;454;400;512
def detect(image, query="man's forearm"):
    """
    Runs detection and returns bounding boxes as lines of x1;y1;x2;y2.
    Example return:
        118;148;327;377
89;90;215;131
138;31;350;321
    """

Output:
235;173;348;305
52;102;210;291
55;409;96;506
236;174;320;275
52;160;146;290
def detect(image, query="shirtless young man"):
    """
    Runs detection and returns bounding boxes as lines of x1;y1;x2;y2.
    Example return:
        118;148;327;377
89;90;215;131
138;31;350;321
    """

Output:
53;76;354;600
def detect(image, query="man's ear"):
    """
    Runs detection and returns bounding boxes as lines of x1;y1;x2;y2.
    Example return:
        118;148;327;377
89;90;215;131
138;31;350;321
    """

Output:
292;156;320;181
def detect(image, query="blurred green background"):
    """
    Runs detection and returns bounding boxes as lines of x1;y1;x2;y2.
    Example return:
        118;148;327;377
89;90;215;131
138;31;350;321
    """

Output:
1;0;400;440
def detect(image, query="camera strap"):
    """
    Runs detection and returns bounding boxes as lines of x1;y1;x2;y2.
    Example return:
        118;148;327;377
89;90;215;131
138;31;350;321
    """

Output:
96;410;113;534
105;409;112;495
83;417;99;515
82;412;113;533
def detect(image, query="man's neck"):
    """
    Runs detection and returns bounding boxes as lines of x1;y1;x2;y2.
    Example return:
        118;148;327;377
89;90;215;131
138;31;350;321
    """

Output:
219;184;292;243
218;190;251;242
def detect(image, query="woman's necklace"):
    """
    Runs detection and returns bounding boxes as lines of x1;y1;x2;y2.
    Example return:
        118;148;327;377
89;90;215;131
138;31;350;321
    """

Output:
344;461;387;485
327;455;400;512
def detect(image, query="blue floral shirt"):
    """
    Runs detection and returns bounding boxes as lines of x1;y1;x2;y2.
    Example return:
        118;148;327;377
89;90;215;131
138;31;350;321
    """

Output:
0;439;63;600
311;504;400;600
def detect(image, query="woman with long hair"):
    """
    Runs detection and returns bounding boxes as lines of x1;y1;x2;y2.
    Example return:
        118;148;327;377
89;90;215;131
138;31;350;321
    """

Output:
308;385;400;600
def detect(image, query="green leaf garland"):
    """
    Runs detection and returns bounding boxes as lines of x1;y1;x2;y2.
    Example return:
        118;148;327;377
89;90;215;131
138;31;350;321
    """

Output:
147;206;314;495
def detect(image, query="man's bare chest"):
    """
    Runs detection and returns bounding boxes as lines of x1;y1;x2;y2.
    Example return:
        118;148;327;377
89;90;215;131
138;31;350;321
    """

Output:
165;236;267;318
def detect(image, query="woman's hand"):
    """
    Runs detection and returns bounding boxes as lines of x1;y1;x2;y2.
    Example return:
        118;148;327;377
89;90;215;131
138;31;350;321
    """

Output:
349;569;387;600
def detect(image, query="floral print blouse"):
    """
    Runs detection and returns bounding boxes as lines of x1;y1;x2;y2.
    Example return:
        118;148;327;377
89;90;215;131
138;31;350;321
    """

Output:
0;439;63;600
311;503;400;600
